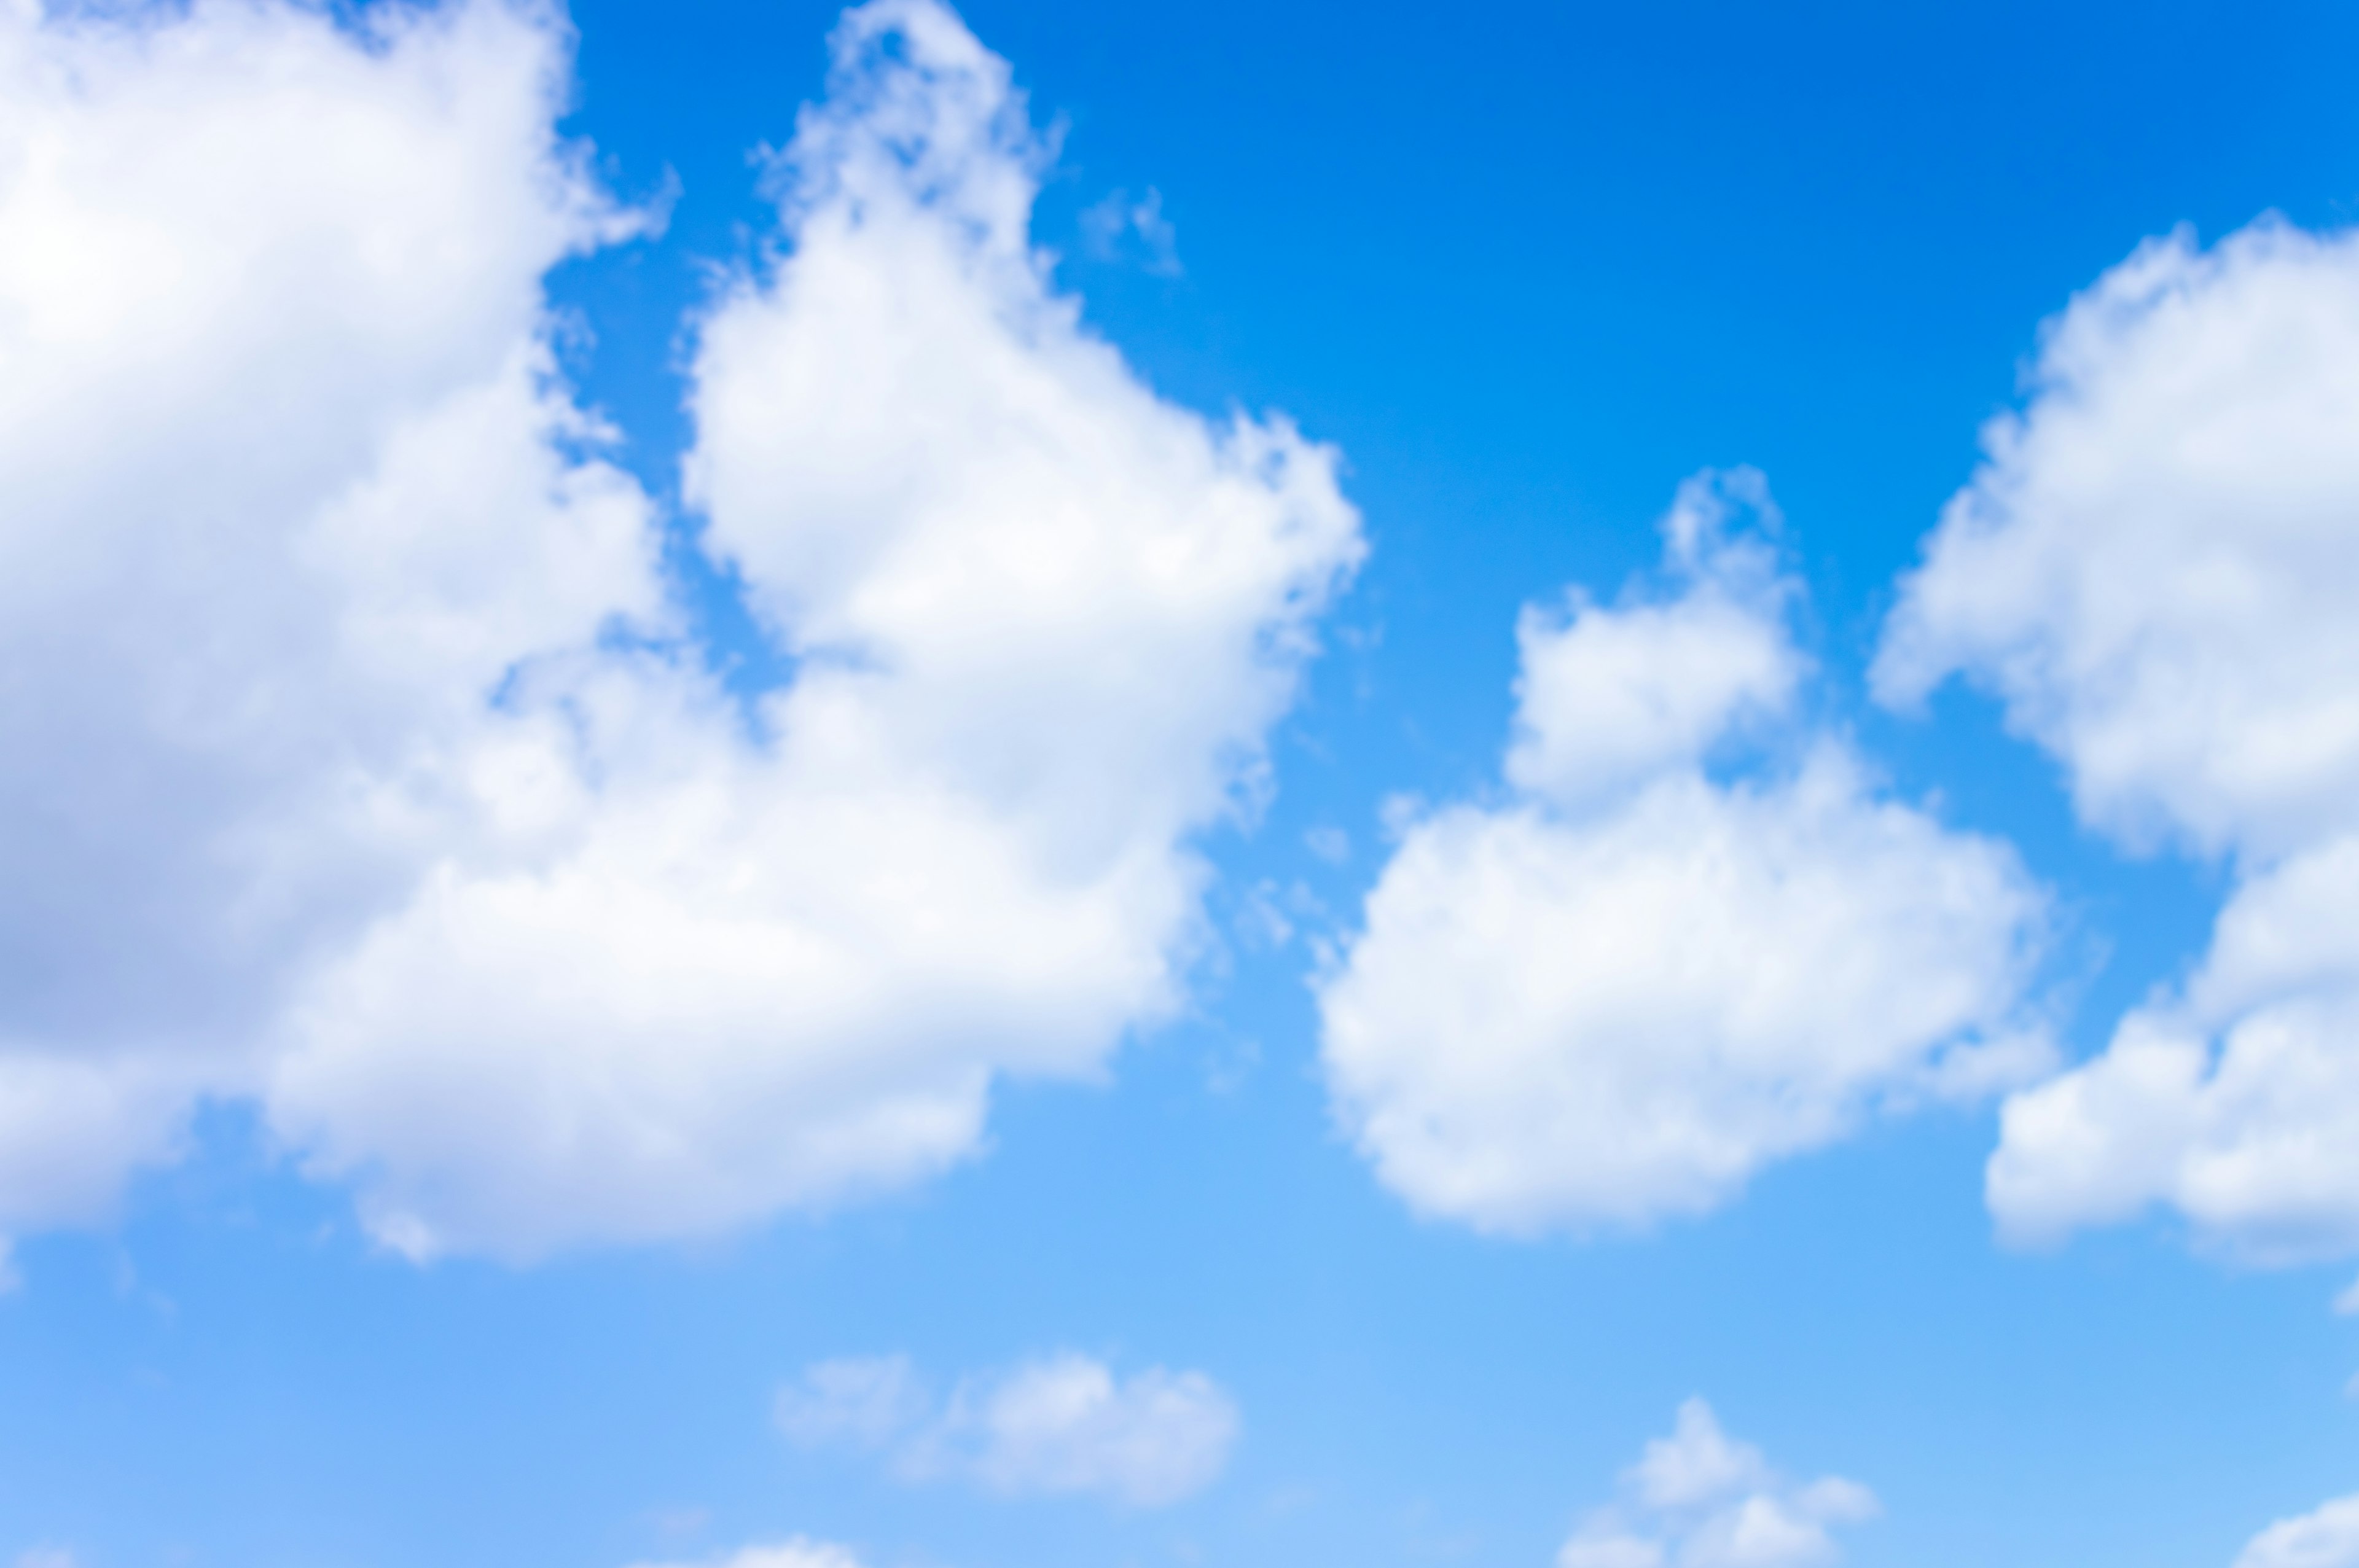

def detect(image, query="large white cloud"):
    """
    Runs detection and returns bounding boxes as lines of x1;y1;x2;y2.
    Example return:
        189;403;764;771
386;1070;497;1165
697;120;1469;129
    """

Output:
1556;1399;1878;1568
0;0;656;1239
777;1351;1239;1508
0;0;1359;1260
1318;472;2048;1234
1878;219;2359;1261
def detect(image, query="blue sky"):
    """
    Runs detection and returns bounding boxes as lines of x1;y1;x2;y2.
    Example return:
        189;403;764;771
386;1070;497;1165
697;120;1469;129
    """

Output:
6;2;2359;1567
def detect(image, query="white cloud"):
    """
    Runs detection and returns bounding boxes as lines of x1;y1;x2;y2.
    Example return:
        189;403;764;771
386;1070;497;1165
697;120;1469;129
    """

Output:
263;0;1359;1259
2235;1494;2359;1568
1319;472;2049;1234
0;0;655;1242
628;1543;865;1568
1877;220;2359;863
0;0;1358;1260
1558;1400;1877;1568
1877;219;2359;1262
778;1351;1240;1507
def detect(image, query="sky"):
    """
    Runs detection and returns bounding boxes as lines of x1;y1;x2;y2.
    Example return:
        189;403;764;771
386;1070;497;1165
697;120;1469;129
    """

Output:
5;1;2359;1566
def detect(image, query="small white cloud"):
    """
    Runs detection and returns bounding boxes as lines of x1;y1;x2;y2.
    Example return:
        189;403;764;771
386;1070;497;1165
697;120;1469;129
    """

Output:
1559;1401;1876;1568
627;1542;865;1568
1880;217;2359;1262
778;1351;1239;1508
2235;1494;2359;1568
1320;471;2049;1233
1082;185;1181;276
775;1355;930;1451
16;1549;76;1568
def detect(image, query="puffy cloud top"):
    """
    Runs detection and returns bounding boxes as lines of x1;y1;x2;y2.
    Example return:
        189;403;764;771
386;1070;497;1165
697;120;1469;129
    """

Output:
1506;470;1802;813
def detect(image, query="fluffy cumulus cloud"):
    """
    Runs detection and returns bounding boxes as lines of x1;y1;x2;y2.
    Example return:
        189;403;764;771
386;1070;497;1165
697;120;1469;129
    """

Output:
777;1352;1239;1507
1557;1400;1877;1568
2234;1494;2359;1568
1877;219;2359;1261
0;0;1358;1260
1318;472;2048;1234
0;0;654;1241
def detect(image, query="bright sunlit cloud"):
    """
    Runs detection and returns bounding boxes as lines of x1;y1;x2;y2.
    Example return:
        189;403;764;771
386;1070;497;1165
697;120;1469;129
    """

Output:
1320;471;2051;1234
0;0;657;1245
0;0;1358;1260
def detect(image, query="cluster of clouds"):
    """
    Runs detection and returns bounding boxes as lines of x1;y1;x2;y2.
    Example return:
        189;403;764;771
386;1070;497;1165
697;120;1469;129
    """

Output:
1313;155;2359;1568
0;0;1355;1262
42;1411;2359;1568
1545;1408;2359;1568
1322;217;2359;1267
633;1398;1870;1568
774;1351;1239;1507
10;0;2359;1289
10;0;2359;1554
